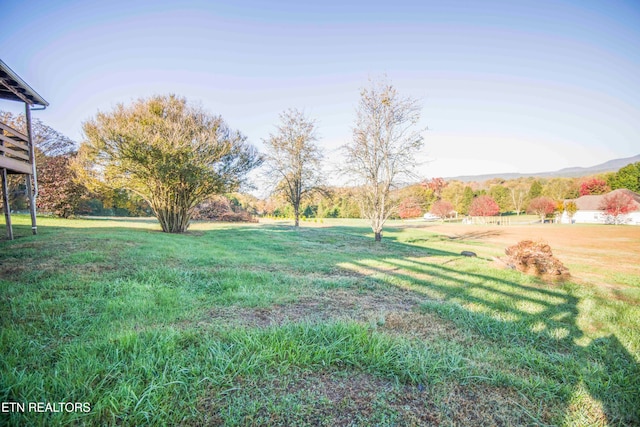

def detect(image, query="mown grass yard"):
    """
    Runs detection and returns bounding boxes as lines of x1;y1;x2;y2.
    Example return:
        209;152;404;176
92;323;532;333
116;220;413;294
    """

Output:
1;216;639;426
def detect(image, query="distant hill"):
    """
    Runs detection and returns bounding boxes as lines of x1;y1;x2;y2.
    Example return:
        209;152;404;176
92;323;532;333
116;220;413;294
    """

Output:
446;154;640;182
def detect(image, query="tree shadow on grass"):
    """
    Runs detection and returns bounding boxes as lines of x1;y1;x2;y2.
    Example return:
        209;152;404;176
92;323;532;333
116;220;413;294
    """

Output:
340;248;640;425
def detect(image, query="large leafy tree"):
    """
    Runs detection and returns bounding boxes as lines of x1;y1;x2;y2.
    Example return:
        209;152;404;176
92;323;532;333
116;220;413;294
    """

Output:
600;191;636;224
79;95;261;233
542;177;579;200
397;183;434;212
579;177;610;196
469;195;500;217
528;179;543;200
489;184;511;212
460;186;475;215
263;109;324;227
440;181;465;214
608;162;640;193
343;78;425;241
422;177;447;200
397;196;423;219
430;199;454;220
37;155;87;218
527;196;557;223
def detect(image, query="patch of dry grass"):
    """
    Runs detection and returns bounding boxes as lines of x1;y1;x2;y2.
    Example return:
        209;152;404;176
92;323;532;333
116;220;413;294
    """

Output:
196;369;544;426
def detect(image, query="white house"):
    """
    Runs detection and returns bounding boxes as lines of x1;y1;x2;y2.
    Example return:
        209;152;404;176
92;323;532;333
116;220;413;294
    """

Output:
561;189;640;225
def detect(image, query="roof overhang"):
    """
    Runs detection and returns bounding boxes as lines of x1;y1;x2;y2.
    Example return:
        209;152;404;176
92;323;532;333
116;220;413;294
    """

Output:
0;59;49;107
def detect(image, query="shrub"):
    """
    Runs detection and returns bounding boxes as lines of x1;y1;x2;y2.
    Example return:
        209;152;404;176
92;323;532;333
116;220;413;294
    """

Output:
192;196;257;222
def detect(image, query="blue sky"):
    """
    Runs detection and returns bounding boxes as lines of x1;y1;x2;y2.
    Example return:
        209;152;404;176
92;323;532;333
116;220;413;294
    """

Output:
1;0;639;180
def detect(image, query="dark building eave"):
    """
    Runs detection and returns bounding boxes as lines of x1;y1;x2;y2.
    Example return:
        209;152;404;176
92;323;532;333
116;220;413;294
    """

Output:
0;59;49;107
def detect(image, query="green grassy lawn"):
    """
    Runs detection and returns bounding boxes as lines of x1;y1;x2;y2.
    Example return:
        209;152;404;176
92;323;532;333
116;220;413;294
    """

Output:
1;216;639;426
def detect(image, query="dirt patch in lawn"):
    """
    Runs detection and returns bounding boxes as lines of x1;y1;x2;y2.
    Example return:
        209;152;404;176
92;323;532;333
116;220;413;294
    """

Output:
194;369;546;426
380;311;467;343
202;287;426;328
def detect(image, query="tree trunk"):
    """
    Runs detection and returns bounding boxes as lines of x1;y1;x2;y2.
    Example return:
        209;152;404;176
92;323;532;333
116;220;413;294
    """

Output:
155;206;191;233
294;205;300;227
374;231;382;242
25;104;37;235
26;173;37;234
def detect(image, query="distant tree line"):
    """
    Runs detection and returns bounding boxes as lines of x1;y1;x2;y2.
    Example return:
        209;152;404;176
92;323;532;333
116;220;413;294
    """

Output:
2;76;639;238
253;164;640;223
2;105;638;226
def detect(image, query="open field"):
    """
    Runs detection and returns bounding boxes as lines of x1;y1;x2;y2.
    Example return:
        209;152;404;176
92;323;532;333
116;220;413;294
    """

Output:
1;215;639;426
392;220;640;289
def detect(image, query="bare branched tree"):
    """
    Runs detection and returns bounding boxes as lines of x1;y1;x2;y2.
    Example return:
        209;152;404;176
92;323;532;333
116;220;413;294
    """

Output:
263;109;324;227
0;111;76;157
0;110;79;212
506;180;529;215
79;95;262;233
343;78;425;241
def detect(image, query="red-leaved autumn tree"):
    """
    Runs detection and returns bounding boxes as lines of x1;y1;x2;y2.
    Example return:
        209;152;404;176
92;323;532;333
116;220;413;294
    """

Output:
527;197;557;223
599;191;636;224
398;196;423;219
422;177;448;200
469;195;500;217
579;178;610;196
430;199;454;219
37;155;88;218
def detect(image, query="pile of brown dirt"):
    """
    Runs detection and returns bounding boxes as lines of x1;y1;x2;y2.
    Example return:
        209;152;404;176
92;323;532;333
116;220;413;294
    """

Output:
505;240;570;281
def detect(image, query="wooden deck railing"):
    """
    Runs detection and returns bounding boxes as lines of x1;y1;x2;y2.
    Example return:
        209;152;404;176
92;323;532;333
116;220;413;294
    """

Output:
0;121;32;174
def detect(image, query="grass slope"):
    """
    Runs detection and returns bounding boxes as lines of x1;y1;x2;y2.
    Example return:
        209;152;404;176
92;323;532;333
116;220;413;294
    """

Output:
1;216;639;426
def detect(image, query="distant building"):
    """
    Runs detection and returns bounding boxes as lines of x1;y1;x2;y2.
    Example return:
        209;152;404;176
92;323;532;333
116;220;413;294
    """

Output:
561;189;640;225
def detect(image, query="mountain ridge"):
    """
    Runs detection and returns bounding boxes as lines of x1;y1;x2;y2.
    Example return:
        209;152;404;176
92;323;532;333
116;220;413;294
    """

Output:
445;154;640;182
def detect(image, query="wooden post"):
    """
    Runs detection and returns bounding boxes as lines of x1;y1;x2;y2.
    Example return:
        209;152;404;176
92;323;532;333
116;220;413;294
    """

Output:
1;131;12;239
25;103;37;235
2;168;13;240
